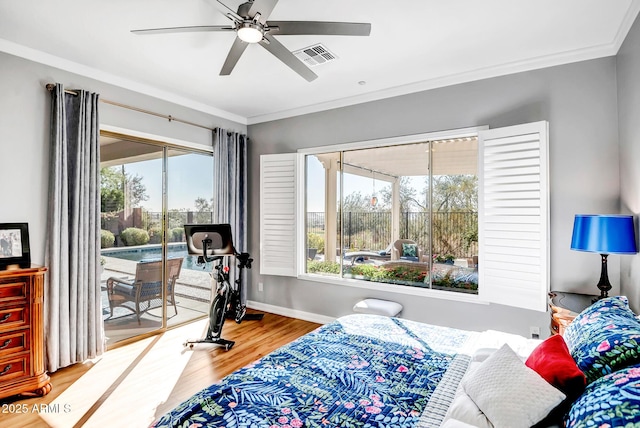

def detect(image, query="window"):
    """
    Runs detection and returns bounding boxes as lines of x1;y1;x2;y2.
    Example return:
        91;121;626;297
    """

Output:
304;137;479;295
260;122;549;311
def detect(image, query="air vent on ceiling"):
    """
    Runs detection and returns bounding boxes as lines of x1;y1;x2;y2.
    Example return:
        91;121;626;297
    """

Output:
293;44;337;67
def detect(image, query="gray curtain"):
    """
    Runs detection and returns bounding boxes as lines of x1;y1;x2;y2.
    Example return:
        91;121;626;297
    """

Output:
45;83;105;372
213;128;248;301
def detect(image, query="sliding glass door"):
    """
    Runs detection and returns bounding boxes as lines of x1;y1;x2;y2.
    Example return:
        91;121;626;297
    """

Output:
166;149;214;329
99;133;213;345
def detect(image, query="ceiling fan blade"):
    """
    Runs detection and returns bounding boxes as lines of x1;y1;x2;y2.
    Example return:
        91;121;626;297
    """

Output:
215;0;243;21
132;25;234;35
260;34;317;82
267;21;371;36
220;37;250;75
248;0;280;23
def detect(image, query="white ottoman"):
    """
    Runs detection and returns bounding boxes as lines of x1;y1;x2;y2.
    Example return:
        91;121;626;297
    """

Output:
353;298;403;317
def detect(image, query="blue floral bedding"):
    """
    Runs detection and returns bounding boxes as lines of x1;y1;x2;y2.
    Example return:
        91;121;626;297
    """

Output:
152;314;473;428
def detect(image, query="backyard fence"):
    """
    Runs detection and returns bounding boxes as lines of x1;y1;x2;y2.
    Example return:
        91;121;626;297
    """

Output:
101;209;214;246
102;209;478;259
307;211;478;259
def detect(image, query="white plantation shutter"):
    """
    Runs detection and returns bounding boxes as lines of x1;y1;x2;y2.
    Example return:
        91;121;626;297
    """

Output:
260;153;297;276
478;121;549;312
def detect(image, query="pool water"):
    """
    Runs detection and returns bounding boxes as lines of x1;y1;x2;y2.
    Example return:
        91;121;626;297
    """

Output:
102;244;214;271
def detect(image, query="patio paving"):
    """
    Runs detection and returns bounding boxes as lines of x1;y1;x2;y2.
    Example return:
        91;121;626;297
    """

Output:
100;256;214;344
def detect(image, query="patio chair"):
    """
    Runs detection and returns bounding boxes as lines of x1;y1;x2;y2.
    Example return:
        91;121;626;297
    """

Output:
391;239;425;262
106;257;183;321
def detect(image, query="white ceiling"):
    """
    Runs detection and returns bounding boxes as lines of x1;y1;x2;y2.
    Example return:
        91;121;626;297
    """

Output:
1;0;639;125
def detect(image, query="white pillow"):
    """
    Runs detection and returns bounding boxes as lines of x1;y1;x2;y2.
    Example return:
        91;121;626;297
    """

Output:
444;392;493;428
352;299;403;316
462;344;565;428
441;418;483;428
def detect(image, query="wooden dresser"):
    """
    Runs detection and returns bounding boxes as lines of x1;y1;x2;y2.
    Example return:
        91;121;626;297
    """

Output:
0;265;51;399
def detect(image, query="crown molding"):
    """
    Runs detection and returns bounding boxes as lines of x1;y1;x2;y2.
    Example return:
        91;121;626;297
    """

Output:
0;38;247;125
246;42;620;125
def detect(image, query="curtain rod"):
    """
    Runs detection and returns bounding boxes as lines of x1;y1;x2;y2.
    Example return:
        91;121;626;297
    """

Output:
45;83;216;132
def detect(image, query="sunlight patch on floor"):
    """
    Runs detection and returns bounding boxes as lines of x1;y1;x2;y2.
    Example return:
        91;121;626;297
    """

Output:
39;319;208;427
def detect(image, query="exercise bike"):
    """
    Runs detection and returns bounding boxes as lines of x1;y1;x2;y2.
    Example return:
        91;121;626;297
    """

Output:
182;224;263;350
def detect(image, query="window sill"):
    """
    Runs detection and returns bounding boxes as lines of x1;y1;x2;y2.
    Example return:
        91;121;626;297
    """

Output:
298;273;489;305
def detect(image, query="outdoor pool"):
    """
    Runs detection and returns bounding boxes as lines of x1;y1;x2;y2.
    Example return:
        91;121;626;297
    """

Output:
102;244;214;271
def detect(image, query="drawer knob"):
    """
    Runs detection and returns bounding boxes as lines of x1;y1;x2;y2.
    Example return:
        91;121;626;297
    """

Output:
0;339;11;349
0;364;11;376
0;313;10;323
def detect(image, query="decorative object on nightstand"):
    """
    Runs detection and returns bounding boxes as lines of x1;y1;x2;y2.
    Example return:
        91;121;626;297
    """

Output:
549;291;598;336
570;214;637;300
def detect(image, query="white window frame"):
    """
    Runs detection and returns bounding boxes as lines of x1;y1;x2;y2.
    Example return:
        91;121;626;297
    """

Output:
260;122;549;311
296;126;487;304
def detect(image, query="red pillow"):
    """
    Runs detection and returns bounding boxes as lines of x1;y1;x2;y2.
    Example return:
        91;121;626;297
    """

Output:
525;334;586;399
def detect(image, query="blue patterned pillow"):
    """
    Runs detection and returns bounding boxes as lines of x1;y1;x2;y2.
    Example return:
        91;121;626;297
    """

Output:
563;296;631;351
566;363;640;427
402;243;418;258
563;296;640;383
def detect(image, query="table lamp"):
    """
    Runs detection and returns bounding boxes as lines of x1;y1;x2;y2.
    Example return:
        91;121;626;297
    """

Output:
570;214;637;299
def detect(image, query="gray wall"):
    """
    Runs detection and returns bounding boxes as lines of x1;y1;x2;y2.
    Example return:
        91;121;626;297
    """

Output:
0;52;245;266
0;35;630;337
247;57;621;336
618;13;640;313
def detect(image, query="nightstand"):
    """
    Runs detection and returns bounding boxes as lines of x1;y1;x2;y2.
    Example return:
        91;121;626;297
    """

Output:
548;291;598;336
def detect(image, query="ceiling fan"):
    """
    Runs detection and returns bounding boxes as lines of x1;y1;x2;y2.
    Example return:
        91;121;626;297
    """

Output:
132;0;371;82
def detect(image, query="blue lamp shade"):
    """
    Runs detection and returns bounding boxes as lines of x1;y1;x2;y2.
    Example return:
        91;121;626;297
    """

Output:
571;215;638;254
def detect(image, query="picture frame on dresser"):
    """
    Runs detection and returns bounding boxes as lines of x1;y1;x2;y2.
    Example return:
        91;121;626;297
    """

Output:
0;223;30;269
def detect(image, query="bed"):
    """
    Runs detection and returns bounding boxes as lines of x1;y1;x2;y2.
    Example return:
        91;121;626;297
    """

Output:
152;296;640;428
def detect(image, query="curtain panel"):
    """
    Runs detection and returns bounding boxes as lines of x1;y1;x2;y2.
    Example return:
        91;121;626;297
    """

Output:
213;129;249;301
45;83;105;372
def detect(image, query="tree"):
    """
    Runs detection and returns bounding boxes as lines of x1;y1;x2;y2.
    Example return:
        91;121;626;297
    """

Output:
379;177;422;212
430;175;478;257
342;191;375;212
100;166;148;212
194;197;213;212
194;197;214;223
431;175;478;212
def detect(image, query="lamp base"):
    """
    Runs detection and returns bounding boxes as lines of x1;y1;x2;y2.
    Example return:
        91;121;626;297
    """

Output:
594;253;611;301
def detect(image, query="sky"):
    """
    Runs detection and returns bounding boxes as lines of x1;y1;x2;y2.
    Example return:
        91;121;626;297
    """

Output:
123;153;214;213
306;155;425;212
118;153;425;214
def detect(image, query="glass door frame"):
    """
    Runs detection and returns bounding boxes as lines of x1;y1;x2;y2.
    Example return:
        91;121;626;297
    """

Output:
100;129;214;347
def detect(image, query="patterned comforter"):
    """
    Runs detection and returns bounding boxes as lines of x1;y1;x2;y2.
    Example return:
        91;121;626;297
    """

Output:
152;314;475;428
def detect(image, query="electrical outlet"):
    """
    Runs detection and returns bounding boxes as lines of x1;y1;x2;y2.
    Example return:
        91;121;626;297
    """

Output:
258;282;263;292
530;326;540;339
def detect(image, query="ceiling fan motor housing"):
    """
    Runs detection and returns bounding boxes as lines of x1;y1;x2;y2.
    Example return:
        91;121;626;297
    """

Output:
237;2;253;18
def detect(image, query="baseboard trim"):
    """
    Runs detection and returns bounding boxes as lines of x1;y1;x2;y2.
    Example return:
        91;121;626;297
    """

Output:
246;300;335;325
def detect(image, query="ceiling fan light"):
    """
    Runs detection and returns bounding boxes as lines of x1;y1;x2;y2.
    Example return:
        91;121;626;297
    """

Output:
237;23;263;43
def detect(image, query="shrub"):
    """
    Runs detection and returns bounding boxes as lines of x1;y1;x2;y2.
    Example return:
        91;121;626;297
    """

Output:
170;227;185;243
345;264;428;284
148;226;162;244
463;228;478;250
435;254;455;263
100;229;115;248
307;232;325;254
348;264;382;278
120;227;150;246
307;260;340;275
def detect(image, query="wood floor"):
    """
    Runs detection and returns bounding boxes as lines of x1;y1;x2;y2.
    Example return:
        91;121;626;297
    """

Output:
0;311;320;428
